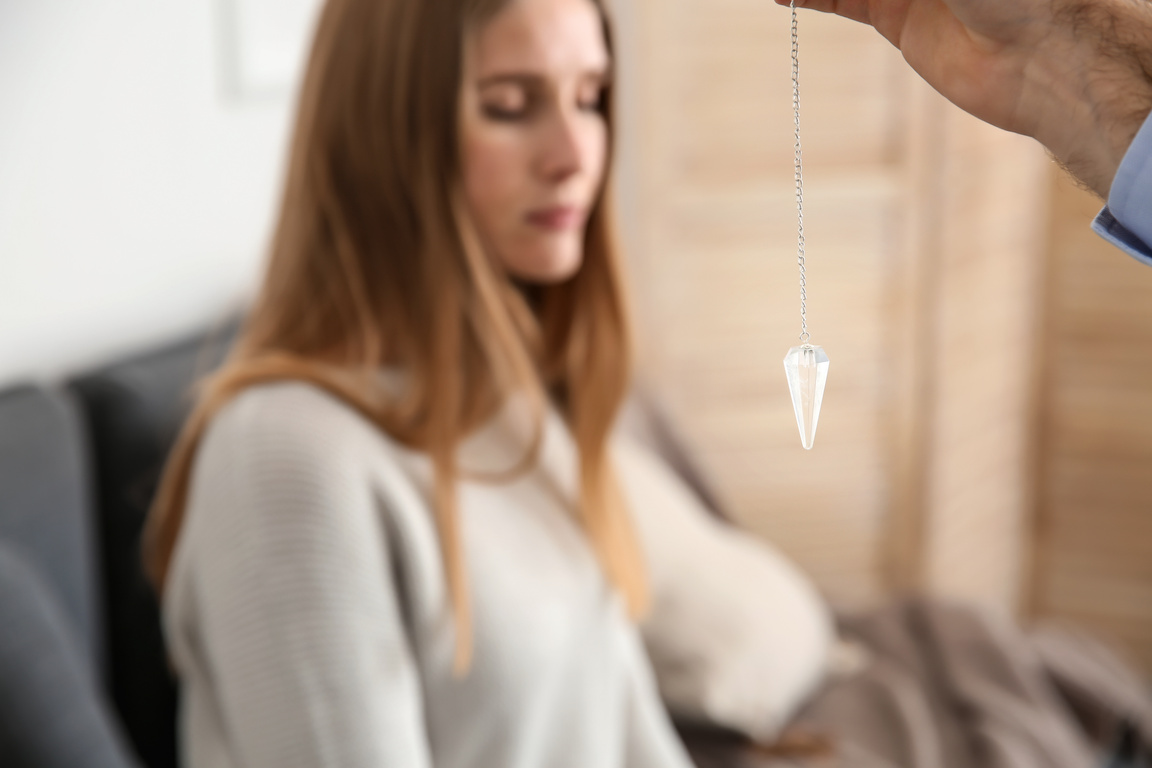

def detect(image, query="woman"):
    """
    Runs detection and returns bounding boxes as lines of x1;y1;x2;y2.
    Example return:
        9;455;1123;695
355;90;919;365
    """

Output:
144;0;827;765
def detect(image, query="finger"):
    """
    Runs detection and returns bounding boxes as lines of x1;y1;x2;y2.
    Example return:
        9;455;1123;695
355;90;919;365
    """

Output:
772;0;875;27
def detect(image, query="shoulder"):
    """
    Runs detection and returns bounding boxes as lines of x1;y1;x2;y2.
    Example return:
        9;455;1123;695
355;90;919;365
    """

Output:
203;380;387;467
173;380;426;592
190;380;402;519
168;383;423;659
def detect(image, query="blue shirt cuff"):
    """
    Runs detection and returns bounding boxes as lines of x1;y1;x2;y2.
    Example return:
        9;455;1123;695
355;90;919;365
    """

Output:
1093;208;1152;266
1094;109;1152;265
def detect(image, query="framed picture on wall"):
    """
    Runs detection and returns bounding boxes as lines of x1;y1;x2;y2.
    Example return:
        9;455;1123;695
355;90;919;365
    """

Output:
217;0;324;100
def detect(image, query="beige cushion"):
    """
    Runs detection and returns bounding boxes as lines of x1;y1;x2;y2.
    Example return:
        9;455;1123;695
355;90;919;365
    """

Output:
615;436;833;741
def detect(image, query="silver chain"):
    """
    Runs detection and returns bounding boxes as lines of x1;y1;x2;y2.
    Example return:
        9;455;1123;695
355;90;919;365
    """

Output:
791;0;809;345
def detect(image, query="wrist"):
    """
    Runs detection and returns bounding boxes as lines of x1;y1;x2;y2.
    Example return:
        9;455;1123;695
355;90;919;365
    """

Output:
1027;0;1152;197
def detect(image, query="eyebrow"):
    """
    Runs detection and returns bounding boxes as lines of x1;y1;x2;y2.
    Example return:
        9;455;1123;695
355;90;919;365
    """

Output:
475;67;612;89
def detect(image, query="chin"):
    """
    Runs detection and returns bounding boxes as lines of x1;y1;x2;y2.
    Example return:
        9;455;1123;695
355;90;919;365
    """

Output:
506;243;584;285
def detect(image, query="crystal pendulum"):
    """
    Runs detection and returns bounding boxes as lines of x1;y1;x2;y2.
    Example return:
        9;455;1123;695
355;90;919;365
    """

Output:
783;0;829;450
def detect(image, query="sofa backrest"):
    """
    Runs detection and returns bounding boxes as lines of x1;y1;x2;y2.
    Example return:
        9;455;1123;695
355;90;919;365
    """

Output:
69;324;235;768
0;385;103;674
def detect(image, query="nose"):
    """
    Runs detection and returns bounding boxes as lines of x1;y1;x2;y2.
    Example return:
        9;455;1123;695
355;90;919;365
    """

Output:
537;107;586;183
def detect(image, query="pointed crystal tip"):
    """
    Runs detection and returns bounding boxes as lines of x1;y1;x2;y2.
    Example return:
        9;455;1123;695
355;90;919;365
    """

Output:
783;344;830;450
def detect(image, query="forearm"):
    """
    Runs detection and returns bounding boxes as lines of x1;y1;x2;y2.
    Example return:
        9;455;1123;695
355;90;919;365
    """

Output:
1022;0;1152;196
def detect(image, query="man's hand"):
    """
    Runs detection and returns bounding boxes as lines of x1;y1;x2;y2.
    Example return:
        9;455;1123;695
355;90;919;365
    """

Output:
780;0;1152;197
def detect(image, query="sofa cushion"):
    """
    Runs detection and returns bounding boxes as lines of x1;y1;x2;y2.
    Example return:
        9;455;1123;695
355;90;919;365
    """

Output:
0;540;138;768
70;325;235;768
0;384;102;673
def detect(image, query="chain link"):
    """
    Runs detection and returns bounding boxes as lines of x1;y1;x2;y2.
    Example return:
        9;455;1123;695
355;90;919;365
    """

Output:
791;0;809;345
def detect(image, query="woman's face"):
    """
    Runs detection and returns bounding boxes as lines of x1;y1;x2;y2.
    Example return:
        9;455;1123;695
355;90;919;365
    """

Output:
459;0;610;284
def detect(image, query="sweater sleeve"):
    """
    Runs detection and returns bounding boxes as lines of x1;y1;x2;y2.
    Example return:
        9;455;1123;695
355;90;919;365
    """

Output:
618;627;698;768
181;386;433;768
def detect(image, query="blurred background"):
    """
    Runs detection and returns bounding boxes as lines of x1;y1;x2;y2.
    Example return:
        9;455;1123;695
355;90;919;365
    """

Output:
2;0;1150;682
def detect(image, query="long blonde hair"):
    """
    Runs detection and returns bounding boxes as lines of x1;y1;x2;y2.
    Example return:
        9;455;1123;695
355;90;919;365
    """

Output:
142;0;647;674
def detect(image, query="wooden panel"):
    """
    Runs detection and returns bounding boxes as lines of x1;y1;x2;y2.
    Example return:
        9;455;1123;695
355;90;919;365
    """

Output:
618;0;1052;617
641;0;904;194
643;181;902;605
916;108;1050;614
1030;171;1152;675
622;0;913;605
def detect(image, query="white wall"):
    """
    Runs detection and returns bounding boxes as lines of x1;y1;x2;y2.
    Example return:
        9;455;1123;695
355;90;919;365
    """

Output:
0;2;312;386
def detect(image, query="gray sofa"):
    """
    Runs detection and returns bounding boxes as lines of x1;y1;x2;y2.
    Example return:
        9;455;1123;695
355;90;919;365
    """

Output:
0;326;754;768
0;328;235;768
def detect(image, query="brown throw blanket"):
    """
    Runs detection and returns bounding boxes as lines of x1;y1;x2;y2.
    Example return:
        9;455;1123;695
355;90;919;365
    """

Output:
622;393;1151;768
686;597;1152;768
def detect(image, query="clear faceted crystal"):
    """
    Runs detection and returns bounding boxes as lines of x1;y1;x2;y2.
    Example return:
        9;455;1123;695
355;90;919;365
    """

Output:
783;344;829;450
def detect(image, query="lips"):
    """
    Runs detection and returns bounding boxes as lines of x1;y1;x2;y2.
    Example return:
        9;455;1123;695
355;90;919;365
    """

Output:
526;206;584;231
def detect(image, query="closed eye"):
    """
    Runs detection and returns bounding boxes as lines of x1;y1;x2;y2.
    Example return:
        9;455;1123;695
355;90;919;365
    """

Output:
479;81;533;121
578;85;607;114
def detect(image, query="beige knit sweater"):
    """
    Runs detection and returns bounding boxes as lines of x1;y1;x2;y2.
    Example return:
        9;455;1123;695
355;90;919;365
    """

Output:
162;381;699;768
